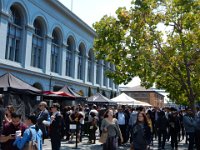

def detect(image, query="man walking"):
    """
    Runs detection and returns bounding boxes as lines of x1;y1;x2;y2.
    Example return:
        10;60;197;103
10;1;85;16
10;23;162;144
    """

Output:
183;108;195;150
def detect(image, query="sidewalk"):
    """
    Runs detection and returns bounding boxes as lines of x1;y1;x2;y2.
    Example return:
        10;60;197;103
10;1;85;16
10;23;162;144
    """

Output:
43;136;130;150
43;136;189;150
151;138;188;150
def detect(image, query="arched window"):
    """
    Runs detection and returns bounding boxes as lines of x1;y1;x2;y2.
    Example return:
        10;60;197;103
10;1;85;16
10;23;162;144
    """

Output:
32;82;43;90
77;44;85;80
51;29;60;73
88;49;94;82
31;18;44;68
66;37;74;77
5;5;23;62
96;60;101;84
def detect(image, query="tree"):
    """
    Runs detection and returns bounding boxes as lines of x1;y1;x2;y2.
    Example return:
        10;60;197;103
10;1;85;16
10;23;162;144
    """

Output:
93;0;200;110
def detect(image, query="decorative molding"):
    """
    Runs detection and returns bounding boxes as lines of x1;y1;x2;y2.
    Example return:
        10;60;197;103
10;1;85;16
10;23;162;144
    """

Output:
25;24;34;32
45;34;53;40
62;43;68;48
0;10;9;20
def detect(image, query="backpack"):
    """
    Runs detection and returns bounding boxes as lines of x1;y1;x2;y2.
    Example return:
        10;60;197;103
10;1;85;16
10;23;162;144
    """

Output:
23;129;38;150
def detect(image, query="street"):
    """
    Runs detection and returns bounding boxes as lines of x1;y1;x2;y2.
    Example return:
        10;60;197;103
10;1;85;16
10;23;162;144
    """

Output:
43;136;189;150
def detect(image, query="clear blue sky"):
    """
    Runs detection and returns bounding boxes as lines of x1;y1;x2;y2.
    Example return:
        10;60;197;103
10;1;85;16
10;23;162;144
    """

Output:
58;0;140;87
58;0;132;28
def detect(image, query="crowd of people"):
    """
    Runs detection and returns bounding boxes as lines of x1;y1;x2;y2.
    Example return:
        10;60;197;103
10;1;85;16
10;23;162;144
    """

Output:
0;95;199;150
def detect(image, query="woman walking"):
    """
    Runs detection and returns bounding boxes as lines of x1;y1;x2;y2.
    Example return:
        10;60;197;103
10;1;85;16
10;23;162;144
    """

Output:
100;108;123;150
130;111;151;150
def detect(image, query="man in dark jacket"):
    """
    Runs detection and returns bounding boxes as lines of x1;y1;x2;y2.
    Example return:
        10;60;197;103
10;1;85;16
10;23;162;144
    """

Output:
49;103;64;150
156;111;169;150
169;112;180;149
37;101;49;141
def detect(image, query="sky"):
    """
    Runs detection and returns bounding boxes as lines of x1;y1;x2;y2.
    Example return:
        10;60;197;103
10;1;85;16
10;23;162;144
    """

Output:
58;0;141;87
58;0;132;28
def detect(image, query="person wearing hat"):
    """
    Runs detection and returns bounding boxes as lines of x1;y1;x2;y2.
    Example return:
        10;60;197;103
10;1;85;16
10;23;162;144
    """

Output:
13;114;42;150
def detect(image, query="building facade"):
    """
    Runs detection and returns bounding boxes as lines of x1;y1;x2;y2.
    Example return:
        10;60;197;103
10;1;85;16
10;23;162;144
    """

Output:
0;0;118;97
121;86;164;107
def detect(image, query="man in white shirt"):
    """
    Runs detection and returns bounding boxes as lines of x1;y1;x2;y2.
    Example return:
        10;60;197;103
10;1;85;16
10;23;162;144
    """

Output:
88;105;98;122
116;106;129;144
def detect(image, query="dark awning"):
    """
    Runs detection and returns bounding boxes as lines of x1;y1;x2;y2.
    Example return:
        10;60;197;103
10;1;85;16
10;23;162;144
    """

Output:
0;73;41;95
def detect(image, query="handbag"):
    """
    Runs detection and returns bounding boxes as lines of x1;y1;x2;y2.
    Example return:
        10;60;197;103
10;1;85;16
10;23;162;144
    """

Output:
99;131;108;143
23;129;38;150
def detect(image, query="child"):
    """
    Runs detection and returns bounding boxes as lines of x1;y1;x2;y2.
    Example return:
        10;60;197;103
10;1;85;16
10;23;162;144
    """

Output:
88;116;98;144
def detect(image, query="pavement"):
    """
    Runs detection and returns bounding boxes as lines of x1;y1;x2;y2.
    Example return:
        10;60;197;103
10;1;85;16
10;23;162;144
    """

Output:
43;135;190;150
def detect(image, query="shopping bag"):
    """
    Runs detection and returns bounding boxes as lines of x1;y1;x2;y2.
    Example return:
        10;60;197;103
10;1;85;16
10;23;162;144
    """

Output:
99;131;108;143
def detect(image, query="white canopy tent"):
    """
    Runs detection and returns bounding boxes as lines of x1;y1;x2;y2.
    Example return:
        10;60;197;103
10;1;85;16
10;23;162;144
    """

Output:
111;93;152;106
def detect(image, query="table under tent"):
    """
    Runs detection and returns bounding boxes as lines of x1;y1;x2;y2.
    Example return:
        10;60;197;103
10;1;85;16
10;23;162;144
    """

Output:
0;73;41;120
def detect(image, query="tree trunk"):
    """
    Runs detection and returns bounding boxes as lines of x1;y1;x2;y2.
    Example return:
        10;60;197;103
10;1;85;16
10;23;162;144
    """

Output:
189;96;196;113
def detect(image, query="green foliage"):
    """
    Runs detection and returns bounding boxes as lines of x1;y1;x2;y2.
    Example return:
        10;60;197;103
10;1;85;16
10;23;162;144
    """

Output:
93;0;200;109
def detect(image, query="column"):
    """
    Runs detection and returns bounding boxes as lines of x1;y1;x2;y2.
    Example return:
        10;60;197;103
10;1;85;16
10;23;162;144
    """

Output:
93;60;96;85
23;25;34;68
44;35;52;75
100;60;104;87
106;66;109;89
84;55;88;83
0;12;9;60
61;43;67;76
74;48;79;79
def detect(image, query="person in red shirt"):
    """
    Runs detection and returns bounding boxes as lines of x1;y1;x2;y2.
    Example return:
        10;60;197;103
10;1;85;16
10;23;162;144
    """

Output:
0;112;27;150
